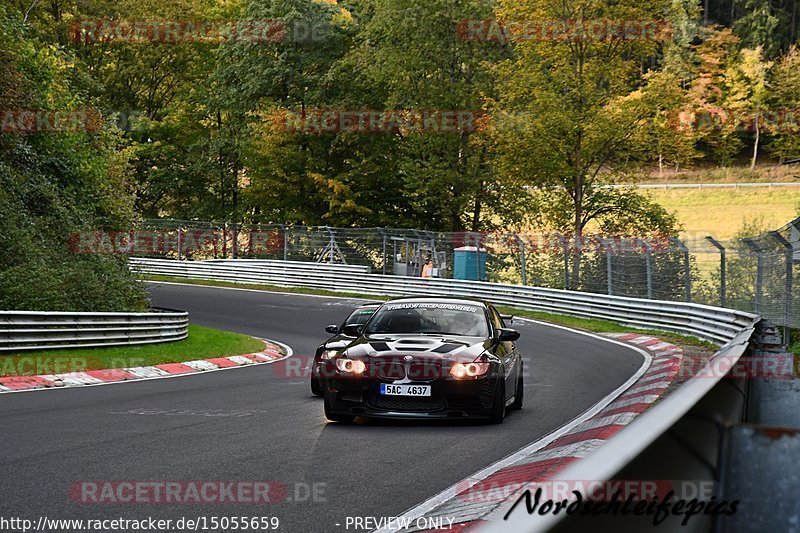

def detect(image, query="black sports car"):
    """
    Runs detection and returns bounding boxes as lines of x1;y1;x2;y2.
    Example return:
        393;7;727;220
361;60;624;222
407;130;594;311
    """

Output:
320;297;523;423
310;302;381;396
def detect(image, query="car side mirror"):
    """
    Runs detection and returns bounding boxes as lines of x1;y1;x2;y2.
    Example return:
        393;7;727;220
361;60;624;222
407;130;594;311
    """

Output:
325;325;339;334
496;328;520;342
340;323;364;337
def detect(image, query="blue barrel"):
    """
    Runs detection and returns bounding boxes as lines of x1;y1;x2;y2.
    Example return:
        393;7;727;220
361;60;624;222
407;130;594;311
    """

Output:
453;246;487;280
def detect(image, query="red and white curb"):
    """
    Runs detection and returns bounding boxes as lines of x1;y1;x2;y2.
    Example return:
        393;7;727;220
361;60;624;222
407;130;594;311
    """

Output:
377;333;684;533
0;339;291;394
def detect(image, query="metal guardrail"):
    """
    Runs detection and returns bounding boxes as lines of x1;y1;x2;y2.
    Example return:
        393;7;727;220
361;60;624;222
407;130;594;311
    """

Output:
0;308;189;352
131;258;755;346
204;258;372;273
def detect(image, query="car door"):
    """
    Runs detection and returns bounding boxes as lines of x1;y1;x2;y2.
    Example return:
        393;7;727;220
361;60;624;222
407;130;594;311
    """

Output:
488;305;517;400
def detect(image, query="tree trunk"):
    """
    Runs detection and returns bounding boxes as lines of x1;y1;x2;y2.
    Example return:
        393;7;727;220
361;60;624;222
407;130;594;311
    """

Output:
471;190;482;232
751;111;760;170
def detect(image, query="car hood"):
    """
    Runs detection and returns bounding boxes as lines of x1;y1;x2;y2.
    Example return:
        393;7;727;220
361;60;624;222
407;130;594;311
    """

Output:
343;334;491;363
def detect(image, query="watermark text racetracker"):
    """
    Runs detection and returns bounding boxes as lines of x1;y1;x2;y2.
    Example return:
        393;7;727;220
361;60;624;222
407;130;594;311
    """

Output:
0;516;279;532
69;480;327;505
1;356;147;376
68;229;284;256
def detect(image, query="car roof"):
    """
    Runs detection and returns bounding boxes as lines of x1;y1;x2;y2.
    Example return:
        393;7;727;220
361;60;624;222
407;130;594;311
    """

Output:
354;302;382;309
382;296;490;308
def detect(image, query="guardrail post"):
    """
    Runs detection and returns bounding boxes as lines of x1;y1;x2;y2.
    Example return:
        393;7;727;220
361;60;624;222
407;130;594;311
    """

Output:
743;238;764;314
671;237;692;302
706;236;727;307
768;231;793;342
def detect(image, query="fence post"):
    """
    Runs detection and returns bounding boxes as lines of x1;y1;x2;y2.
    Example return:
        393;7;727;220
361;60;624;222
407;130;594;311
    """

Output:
381;230;387;275
177;228;182;261
769;231;793;343
743;238;764;315
222;223;228;258
639;239;653;299
706;236;727;307
517;234;527;286
553;232;569;290
280;225;288;261
605;239;614;296
232;223;239;259
468;231;481;280
671;237;692;302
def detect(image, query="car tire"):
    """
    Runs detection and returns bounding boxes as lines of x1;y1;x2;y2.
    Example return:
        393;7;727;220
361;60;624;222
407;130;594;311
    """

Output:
311;377;323;397
509;360;524;411
489;373;506;424
324;393;355;423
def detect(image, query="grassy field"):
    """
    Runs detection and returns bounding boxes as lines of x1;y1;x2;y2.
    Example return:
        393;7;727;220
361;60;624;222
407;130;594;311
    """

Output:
635;163;799;184
645;188;799;240
1;324;265;377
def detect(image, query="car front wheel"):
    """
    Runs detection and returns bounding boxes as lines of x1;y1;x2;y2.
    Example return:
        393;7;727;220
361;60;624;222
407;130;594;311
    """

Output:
509;359;524;410
489;373;506;424
311;377;323;397
324;392;355;423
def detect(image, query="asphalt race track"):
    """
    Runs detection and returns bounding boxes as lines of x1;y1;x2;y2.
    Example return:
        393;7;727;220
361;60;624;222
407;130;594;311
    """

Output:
1;283;645;533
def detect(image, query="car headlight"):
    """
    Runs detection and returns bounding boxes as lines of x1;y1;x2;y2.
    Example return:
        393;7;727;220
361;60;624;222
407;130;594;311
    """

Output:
336;358;367;374
321;349;339;360
450;362;490;379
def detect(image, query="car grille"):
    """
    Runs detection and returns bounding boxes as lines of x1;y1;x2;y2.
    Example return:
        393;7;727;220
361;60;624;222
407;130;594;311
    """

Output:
408;361;441;381
368;395;446;412
374;361;406;380
372;358;441;381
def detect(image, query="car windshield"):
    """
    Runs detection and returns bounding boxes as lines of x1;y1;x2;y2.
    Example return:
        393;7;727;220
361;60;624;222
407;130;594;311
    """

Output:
364;302;488;337
342;307;376;328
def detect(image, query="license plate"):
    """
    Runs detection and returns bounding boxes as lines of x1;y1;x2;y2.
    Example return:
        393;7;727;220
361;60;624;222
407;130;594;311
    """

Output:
380;384;431;397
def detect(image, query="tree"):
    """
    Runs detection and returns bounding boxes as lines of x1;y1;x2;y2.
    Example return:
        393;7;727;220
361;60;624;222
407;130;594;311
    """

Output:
333;0;523;232
767;45;800;160
491;0;680;286
0;5;147;311
685;27;744;164
733;0;787;57
726;46;772;168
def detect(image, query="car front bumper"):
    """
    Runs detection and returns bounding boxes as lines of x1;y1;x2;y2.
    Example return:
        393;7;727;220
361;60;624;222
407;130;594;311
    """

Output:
324;373;502;419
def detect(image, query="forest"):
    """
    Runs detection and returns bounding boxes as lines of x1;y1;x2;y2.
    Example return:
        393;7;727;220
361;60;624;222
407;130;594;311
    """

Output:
1;0;799;309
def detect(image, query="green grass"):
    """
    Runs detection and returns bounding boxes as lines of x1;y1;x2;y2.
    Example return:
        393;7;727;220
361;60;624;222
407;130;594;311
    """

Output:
646;188;799;240
146;275;716;350
1;324;266;377
495;306;717;350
